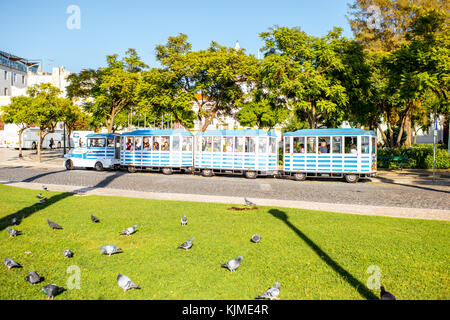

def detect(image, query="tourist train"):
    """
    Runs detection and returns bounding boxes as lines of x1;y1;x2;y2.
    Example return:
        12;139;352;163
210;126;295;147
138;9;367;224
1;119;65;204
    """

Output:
63;128;377;183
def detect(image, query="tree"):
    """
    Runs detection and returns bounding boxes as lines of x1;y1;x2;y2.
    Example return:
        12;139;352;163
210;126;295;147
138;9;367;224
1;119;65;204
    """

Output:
66;49;148;132
258;26;349;129
27;83;68;162
144;34;258;132
1;96;35;158
62;103;91;148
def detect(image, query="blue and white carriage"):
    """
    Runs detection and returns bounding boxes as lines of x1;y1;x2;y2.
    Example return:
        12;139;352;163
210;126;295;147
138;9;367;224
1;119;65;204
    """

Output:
194;130;278;179
64;133;121;171
120;129;194;174
283;128;377;183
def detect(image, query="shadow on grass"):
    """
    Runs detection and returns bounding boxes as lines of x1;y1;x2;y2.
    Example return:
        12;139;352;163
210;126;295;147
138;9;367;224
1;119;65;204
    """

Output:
268;209;379;300
0;170;126;232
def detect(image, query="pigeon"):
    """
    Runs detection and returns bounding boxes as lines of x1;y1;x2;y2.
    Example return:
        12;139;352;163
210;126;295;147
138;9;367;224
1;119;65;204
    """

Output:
47;219;63;229
7;227;21;237
91;214;100;223
25;272;43;285
42;284;64;300
4;258;21;270
37;198;47;204
181;215;188;226
36;193;42;199
42;186;48;191
64;249;73;258
177;237;194;250
251;234;261;243
117;274;141;292
380;286;397;300
100;245;122;256
119;224;137;236
221;256;243;273
11;217;18;225
256;282;281;300
244;198;256;206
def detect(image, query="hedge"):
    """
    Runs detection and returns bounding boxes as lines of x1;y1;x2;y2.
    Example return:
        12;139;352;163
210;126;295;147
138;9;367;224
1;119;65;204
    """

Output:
377;145;450;169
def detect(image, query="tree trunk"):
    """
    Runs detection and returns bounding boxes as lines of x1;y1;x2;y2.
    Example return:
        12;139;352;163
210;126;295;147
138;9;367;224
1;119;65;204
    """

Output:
18;129;24;158
397;114;407;148
378;124;388;146
404;107;412;147
310;102;316;129
37;130;42;163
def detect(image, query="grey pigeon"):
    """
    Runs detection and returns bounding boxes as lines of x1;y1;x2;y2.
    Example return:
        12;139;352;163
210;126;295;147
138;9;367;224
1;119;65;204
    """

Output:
25;271;43;285
100;245;122;256
4;258;21;270
47;219;63;230
42;284;64;300
36;193;42;199
42;186;48;191
11;217;18;225
221;256;243;273
64;249;73;258
177;237;194;250
256;282;281;300
91;214;100;223
181;215;188;226
7;227;21;237
117;274;140;292
37;198;47;204
251;234;261;243
380;286;396;300
244;198;256;206
119;224;137;236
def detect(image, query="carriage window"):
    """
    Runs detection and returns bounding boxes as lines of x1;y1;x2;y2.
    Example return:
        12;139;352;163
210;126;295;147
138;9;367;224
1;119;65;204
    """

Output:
202;137;212;152
372;137;376;154
361;136;370;154
182;137;192;151
307;137;316;153
161;136;170;151
152;136;160;151
143;137;152;151
107;138;114;147
235;137;244;152
285;137;291;153
318;137;330;154
196;136;201;152
258;137;267;153
172;136;180;152
125;137;134;151
213;136;221;152
293;137;305;153
134;137;143;151
332;136;342;153
87;138;106;148
344;136;358;154
245;137;256;153
223;137;233;152
269;137;277;154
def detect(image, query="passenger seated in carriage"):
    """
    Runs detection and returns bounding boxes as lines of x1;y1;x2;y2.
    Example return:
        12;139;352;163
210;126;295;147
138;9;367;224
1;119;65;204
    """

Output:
143;138;151;150
318;140;329;154
161;141;170;151
153;141;160;151
135;138;142;151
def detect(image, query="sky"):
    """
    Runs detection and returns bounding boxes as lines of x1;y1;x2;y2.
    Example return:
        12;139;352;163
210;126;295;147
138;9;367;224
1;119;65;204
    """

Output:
1;0;354;73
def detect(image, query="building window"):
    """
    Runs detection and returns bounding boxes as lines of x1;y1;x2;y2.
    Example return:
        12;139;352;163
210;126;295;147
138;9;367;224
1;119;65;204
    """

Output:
22;75;25;84
4;71;7;80
4;88;8;96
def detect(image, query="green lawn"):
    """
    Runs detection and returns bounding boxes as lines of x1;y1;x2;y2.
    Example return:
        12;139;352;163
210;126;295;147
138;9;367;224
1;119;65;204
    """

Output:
0;184;449;300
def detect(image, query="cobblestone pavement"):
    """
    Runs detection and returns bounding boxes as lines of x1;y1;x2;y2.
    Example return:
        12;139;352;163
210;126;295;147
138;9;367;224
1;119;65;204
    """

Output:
0;165;448;210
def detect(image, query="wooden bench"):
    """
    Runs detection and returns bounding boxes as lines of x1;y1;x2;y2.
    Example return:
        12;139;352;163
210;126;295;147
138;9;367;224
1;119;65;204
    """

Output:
378;156;409;169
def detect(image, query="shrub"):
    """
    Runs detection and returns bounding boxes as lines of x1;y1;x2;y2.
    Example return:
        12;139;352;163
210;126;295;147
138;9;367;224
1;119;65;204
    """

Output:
377;145;450;169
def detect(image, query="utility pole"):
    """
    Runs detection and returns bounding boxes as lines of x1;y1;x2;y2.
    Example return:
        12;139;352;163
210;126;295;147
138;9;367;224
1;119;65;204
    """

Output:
63;121;66;156
433;106;437;183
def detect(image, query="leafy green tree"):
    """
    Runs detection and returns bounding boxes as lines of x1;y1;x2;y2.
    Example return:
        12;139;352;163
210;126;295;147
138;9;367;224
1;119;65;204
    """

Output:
62;103;92;148
258;26;349;129
1;95;35;158
66;49;148;132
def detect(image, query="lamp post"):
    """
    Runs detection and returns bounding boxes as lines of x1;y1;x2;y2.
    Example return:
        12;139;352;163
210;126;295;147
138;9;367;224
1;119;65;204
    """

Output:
63;121;66;156
432;106;437;183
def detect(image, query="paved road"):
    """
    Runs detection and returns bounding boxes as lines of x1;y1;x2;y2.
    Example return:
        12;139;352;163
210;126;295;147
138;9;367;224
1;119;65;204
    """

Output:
0;166;449;210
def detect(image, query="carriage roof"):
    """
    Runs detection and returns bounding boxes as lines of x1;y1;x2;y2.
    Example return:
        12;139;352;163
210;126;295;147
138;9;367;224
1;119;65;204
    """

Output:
121;129;193;137
196;129;277;137
283;128;376;137
86;133;120;139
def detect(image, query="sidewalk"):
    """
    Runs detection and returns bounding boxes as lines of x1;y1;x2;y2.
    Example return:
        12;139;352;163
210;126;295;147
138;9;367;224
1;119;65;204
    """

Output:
2;180;449;221
0;148;64;169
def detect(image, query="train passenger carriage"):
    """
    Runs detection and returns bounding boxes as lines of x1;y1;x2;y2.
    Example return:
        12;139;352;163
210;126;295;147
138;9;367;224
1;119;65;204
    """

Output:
283;128;377;183
64;133;121;171
194;130;278;179
120;129;194;174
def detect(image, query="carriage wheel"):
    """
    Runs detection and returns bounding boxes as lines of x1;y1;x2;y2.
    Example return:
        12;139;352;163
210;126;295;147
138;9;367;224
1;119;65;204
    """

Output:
162;167;173;175
344;174;359;183
65;159;74;170
127;166;136;173
202;169;213;177
293;172;306;181
244;171;257;179
94;161;104;171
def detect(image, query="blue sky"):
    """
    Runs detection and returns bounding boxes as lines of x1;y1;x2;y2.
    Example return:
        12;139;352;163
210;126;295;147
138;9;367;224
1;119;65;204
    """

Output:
1;0;354;73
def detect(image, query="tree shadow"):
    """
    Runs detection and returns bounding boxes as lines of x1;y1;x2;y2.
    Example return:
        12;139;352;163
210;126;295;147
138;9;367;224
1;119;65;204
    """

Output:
268;209;379;300
375;176;450;194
